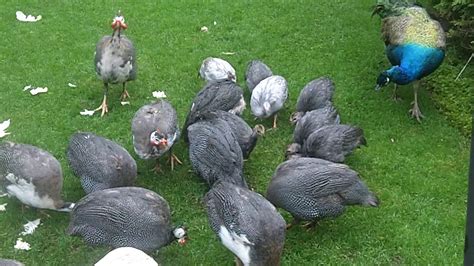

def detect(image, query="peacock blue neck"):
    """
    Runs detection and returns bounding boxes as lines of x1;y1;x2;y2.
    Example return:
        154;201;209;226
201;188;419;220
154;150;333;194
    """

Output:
385;43;445;85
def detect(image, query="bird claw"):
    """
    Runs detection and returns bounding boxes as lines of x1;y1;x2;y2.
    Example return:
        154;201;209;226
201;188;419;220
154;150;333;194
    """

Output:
168;153;182;171
409;102;424;123
120;90;130;101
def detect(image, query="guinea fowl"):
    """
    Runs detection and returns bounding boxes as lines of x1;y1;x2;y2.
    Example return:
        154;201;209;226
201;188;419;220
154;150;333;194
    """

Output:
373;0;446;122
0;142;74;211
197;111;265;159
132;99;181;171
95;247;158;266
287;124;366;163
245;60;273;92
266;157;379;228
290;77;335;124
67;187;187;253
250;75;288;128
205;181;286;266
67;132;137;194
0;259;24;266
188;118;247;188
94;12;137;117
199;57;237;83
293;105;340;145
183;80;245;143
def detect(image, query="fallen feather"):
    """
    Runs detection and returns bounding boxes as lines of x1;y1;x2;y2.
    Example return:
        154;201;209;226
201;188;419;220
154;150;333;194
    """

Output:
14;238;30;250
152;91;167;99
16;11;42;22
23;85;32;91
0;119;11;138
213;21;217;25
221;52;235;55
80;109;95;116
0;203;7;211
390;138;395;143
200;26;209;32
68;83;77;88
20;219;41;236
30;87;48;95
120;101;130;105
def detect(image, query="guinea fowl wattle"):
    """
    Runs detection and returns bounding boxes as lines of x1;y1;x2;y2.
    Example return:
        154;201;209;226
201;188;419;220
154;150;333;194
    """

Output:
93;11;137;117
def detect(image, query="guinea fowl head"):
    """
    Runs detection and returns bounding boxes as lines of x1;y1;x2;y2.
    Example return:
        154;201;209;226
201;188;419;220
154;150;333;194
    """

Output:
111;11;128;32
150;130;169;150
285;143;302;160
173;226;188;246
375;71;390;91
289;111;305;124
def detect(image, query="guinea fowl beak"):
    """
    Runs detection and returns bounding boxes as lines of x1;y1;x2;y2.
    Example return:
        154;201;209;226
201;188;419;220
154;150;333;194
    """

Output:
178;237;188;246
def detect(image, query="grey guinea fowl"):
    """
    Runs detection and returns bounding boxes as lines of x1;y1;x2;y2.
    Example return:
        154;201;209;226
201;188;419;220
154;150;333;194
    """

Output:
67;187;187;253
250;75;288;129
205;181;286;266
198;110;265;159
188;118;247;188
0;142;74;211
131;99;181;171
67;132;137;194
94;11;137;117
245;60;273;92
183;80;245;143
290;77;335;124
199;57;237;83
293;104;340;145
0;259;24;266
287;124;366;163
266;157;379;228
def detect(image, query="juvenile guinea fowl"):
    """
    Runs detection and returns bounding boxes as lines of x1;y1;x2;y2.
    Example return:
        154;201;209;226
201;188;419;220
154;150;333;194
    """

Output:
250;75;288;128
0;142;74;211
188;118;247;188
293;104;340;145
245;60;273;92
95;247;158;266
67;132;137;194
373;0;446;122
197;111;265;159
199;57;237;82
183;80;245;142
290;77;335;124
67;187;187;253
94;12;137;117
132;99;181;171
287;124;366;163
266;157;379;228
205;181;286;266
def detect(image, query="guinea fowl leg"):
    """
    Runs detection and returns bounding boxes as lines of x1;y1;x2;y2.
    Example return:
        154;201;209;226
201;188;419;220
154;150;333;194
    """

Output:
302;221;318;231
272;114;278;129
120;82;130;101
235;257;244;266
153;159;163;174
94;82;109;117
409;81;425;122
286;218;301;229
168;150;182;171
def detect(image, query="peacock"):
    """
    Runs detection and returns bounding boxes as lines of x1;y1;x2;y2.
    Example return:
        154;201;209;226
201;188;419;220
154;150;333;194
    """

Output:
373;0;446;122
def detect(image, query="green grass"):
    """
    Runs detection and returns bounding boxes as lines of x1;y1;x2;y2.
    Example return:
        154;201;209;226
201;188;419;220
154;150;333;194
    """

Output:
0;1;469;265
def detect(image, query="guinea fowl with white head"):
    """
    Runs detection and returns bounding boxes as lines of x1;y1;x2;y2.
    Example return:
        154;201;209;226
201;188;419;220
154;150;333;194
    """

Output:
132;99;181;171
251;75;288;128
266;157;379;228
245;60;273;92
93;11;137;117
0;142;74;211
205;181;286;266
66;132;137;194
67;187;187;253
199;57;237;83
290;77;335;124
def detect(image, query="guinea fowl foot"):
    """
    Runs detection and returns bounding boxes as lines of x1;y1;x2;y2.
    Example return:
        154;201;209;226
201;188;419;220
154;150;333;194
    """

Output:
120;89;130;101
409;101;424;123
168;153;183;171
94;96;108;117
152;163;163;174
302;221;318;231
272;114;278;129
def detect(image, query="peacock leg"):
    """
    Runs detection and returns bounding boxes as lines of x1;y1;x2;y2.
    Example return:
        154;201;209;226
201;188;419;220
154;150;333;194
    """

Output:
392;84;401;101
167;149;182;171
94;82;109;117
120;82;130;101
409;81;425;122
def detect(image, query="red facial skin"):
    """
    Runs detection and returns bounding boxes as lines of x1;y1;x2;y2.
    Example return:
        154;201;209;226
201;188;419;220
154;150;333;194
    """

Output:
151;138;168;150
111;19;128;30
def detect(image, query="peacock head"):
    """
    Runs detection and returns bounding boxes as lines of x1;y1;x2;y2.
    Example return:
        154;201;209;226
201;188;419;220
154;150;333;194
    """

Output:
111;11;128;31
375;71;390;91
150;130;168;150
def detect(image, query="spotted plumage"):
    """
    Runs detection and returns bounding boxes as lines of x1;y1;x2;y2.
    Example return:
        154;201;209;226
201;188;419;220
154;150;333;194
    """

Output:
293;104;340;145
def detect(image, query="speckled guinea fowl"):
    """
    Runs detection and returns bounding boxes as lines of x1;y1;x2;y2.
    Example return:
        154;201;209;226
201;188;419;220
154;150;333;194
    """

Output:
0;259;24;266
199;57;237;82
250;75;288;128
188;118;247;188
293;105;340;145
205;181;286;266
93;12;137;117
131;99;181;171
245;60;273;92
183;80;245;143
0;142;74;211
287;124;366;163
197;111;265;159
67;187;187;253
67;132;137;194
290;77;335;124
266;157;379;227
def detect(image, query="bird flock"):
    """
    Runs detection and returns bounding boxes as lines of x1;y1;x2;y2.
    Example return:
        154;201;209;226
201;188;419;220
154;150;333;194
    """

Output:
0;1;447;264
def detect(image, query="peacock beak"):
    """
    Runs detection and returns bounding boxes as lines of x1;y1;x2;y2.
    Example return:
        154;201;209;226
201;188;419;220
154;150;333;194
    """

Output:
374;84;382;91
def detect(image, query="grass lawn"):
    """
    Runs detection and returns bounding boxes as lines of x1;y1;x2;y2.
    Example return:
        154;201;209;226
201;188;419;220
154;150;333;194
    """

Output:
0;1;469;265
